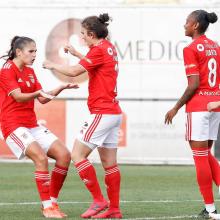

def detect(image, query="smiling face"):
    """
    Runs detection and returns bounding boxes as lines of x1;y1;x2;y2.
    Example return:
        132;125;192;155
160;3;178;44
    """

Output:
16;41;37;65
184;14;198;37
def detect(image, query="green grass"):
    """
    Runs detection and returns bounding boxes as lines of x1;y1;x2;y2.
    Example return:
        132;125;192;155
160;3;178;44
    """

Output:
0;163;220;219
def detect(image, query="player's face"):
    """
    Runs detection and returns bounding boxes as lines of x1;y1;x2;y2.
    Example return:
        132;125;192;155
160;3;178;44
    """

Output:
17;42;37;65
184;15;197;37
81;27;94;47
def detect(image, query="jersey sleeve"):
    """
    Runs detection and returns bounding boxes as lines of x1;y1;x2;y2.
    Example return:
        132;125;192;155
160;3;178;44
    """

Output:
0;67;20;96
183;47;199;76
79;47;103;72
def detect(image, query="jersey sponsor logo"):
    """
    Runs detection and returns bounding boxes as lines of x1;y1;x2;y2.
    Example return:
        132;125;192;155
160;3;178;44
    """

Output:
3;63;12;69
199;91;220;96
18;78;23;83
197;44;204;52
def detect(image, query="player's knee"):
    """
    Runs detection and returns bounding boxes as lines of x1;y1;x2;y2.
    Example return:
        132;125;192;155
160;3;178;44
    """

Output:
58;150;71;165
34;154;48;168
71;151;85;163
100;157;117;168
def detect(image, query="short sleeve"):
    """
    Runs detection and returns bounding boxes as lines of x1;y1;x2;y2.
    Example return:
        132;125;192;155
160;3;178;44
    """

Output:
79;47;103;72
183;47;199;76
0;66;19;96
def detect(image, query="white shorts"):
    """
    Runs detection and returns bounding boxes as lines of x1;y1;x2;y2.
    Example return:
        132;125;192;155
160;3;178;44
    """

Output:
185;112;220;141
77;114;122;150
6;126;58;159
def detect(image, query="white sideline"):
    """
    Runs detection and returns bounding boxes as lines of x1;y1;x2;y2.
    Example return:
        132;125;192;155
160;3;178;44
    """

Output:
0;199;205;206
0;199;209;206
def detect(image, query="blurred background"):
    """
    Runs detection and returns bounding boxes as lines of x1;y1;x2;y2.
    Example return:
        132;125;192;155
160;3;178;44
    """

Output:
0;0;220;164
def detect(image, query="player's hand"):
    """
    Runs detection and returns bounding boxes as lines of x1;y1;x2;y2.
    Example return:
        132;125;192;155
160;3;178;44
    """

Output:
165;108;178;124
61;83;79;90
42;60;54;70
39;90;55;100
207;102;219;112
64;44;78;56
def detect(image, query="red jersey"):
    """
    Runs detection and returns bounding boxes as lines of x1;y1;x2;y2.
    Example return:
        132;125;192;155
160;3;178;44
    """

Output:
79;39;121;114
183;35;220;112
0;60;42;139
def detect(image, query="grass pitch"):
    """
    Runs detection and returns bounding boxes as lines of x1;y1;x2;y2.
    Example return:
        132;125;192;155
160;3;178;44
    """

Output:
0;163;219;220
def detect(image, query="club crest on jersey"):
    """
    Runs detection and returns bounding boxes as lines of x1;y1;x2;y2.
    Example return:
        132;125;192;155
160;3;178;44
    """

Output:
197;44;204;52
107;47;113;55
28;74;35;83
26;81;31;87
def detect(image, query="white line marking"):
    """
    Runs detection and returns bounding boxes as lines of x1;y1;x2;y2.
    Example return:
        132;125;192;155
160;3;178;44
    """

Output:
0;199;208;206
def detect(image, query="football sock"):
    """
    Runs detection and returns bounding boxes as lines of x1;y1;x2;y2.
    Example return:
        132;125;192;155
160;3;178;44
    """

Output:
192;147;214;204
35;171;51;208
208;148;220;186
205;203;216;213
50;164;68;201
75;159;104;201
104;165;121;209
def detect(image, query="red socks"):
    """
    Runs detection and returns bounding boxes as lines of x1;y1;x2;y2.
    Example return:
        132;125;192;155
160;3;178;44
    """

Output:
35;171;50;201
50;164;68;200
75;159;104;201
105;165;121;209
208;148;220;186
192;147;214;204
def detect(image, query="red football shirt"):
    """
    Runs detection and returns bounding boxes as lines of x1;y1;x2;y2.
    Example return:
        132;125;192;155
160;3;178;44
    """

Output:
79;39;121;114
183;35;220;112
0;60;42;139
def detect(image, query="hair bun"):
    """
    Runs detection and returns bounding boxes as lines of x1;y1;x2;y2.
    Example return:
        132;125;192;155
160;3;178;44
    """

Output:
98;13;110;25
206;12;218;23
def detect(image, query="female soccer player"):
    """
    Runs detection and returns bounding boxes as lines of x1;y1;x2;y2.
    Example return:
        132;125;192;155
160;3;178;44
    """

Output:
43;13;123;219
0;36;78;218
165;10;220;219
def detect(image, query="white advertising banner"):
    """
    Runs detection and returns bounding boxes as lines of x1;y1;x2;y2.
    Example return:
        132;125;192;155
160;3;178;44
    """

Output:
0;5;219;163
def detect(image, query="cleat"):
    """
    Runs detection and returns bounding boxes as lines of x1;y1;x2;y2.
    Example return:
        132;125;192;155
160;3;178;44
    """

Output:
198;208;217;219
81;200;108;218
42;206;64;218
92;208;122;219
52;202;68;217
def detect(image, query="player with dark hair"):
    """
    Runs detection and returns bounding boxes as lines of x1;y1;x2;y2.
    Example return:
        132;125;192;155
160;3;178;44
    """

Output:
43;13;123;219
0;36;78;218
165;10;220;219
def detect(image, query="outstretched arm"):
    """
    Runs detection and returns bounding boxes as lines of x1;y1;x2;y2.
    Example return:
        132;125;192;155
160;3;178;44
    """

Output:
43;60;86;77
37;83;79;104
